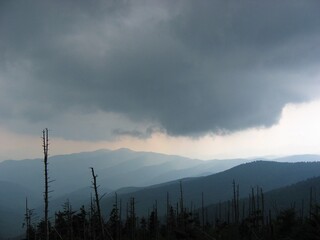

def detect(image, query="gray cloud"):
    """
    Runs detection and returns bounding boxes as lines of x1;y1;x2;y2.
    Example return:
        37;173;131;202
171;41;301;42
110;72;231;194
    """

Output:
1;0;320;140
112;126;160;139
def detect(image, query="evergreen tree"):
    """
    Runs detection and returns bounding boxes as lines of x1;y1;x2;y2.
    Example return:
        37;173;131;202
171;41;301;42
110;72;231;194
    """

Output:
148;210;159;239
108;203;120;240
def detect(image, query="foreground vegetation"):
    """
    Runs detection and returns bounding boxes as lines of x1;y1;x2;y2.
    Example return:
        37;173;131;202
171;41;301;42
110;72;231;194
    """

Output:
22;182;320;240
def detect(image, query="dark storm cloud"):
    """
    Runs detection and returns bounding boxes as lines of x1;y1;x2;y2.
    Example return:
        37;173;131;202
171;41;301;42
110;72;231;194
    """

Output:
112;126;159;139
1;0;320;139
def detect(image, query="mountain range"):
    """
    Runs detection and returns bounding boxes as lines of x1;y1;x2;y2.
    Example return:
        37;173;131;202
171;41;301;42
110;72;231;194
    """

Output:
101;160;320;218
1;149;320;238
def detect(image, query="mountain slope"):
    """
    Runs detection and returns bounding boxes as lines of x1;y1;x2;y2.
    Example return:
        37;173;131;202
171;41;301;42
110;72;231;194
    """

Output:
0;181;39;238
204;175;320;223
101;161;320;218
0;148;203;198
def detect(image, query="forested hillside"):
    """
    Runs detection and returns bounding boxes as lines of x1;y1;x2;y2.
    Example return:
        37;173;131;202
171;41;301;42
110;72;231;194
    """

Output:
17;166;320;240
1;151;320;239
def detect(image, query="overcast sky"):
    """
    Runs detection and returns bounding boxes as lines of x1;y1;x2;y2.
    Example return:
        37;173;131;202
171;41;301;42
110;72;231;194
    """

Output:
1;0;320;161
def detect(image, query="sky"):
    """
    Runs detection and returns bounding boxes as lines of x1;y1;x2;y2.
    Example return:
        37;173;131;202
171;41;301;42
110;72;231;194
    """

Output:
0;0;320;161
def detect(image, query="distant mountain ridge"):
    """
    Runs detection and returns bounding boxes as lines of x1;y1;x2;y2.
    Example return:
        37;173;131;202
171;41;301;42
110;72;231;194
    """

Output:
0;148;201;198
0;148;255;199
101;160;320;218
1;149;320;238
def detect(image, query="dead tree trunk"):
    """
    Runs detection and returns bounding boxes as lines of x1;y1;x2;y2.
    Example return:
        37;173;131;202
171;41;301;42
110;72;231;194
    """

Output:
89;193;96;240
119;199;122;240
90;167;105;240
232;180;240;223
179;181;184;214
201;192;205;230
43;128;50;240
25;198;31;240
131;197;136;240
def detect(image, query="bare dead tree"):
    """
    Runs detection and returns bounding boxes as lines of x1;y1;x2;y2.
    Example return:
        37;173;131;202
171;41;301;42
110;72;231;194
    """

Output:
119;199;122;240
130;197;136;240
179;181;184;215
89;193;96;240
90;167;105;240
309;187;313;219
232;180;240;223
114;192;121;240
166;192;170;235
24;198;32;240
261;188;265;225
201;192;205;230
43;128;50;240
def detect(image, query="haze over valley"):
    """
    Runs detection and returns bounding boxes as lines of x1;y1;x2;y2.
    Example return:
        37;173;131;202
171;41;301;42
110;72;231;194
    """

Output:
1;149;320;238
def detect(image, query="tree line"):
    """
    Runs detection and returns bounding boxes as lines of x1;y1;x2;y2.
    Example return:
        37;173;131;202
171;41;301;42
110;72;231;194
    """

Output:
23;181;320;240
